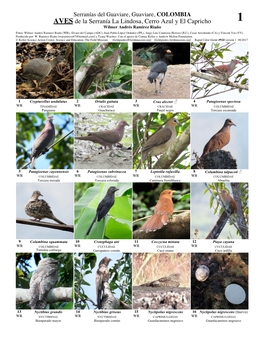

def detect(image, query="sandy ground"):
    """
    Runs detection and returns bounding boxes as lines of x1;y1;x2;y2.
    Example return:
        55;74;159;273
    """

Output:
132;64;190;99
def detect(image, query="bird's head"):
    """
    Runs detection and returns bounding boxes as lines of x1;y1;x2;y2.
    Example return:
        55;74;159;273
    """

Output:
37;257;59;269
118;120;129;127
160;189;176;198
167;117;182;127
47;115;54;122
32;190;43;199
118;48;125;56
225;118;236;127
108;186;119;194
233;59;241;65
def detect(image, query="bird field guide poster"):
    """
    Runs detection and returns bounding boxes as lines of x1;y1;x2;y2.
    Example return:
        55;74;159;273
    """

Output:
3;1;261;340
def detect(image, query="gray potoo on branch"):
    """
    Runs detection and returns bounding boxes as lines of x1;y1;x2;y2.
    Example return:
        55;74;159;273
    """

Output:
96;257;111;309
29;257;59;309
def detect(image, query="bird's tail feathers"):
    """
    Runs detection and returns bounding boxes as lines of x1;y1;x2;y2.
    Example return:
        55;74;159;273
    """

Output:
140;213;169;233
52;216;66;225
79;77;93;96
84;214;97;237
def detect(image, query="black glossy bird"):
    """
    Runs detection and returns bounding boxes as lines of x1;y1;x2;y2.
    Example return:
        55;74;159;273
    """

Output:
147;46;172;93
84;186;119;237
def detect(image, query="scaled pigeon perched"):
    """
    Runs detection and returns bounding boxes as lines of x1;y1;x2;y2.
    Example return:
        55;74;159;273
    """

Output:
201;59;241;79
30;116;55;169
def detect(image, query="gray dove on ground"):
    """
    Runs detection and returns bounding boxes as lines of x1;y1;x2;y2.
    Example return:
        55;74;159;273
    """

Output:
75;120;129;150
23;55;64;85
25;190;66;225
30;116;55;169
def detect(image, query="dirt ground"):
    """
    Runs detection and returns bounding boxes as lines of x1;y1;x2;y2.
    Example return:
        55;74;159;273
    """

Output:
74;144;132;169
132;64;190;99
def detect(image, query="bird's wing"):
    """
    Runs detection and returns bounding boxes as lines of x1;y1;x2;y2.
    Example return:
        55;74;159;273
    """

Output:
88;130;122;143
96;195;115;221
150;60;168;73
154;197;174;215
142;127;172;153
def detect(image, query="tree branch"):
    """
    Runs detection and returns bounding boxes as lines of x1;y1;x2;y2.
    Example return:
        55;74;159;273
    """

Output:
16;218;74;232
21;129;74;170
191;71;249;91
16;287;73;306
81;79;132;99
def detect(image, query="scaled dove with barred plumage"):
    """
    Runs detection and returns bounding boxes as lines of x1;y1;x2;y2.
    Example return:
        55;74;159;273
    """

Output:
25;190;66;225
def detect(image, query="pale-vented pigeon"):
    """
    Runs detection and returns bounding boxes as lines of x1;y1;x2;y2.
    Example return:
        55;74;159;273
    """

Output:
25;190;66;225
30;116;55;169
75;120;129;150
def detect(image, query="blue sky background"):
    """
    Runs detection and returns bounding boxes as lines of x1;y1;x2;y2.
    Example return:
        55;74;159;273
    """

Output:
17;113;74;170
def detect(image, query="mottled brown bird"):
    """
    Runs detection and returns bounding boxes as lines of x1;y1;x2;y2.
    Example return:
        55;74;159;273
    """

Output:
29;258;59;309
137;117;181;168
139;189;175;233
25;190;66;225
140;273;181;287
75;120;129;150
206;189;237;239
79;48;125;95
96;257;111;309
201;118;236;157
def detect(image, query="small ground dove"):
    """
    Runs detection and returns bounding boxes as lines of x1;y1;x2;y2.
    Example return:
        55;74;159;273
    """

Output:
25;190;66;225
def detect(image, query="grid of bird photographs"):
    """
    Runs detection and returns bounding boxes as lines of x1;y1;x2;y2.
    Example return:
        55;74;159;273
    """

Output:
15;41;249;313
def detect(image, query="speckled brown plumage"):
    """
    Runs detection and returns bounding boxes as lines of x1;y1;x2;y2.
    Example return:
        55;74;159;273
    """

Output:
79;48;125;95
25;190;66;225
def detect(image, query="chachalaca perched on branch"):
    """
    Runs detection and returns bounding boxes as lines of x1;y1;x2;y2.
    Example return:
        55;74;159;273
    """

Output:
79;48;125;96
206;189;237;239
147;46;172;93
